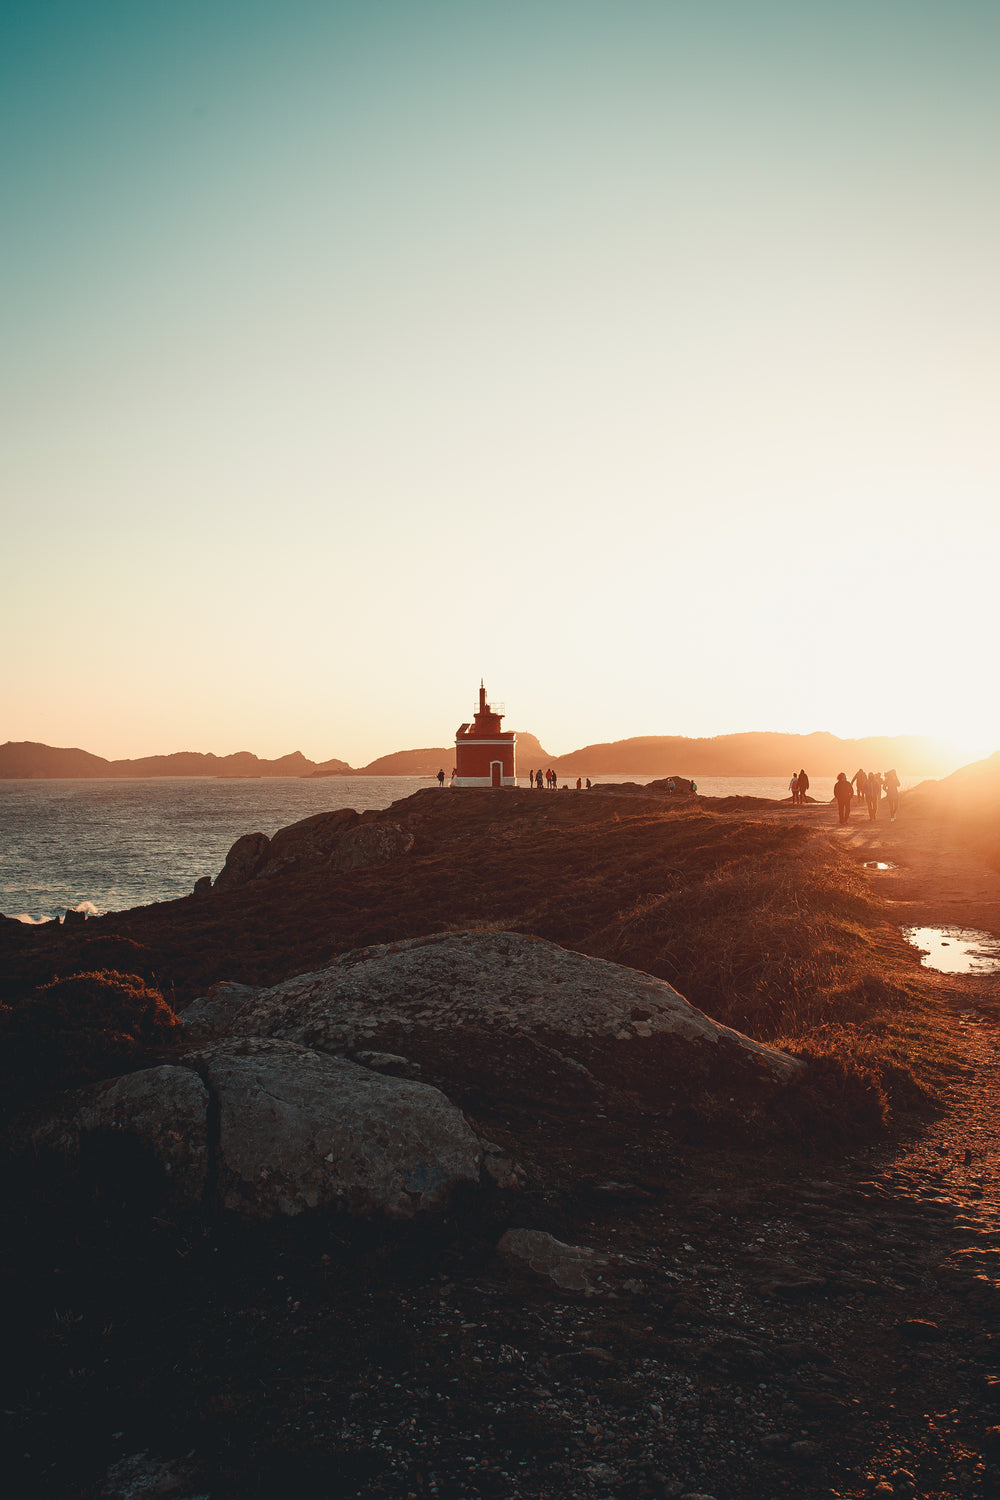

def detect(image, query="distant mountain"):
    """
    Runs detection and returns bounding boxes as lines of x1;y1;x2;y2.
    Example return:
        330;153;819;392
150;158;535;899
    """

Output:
547;731;961;780
343;748;452;778
0;729;963;782
0;742;351;780
906;750;1000;871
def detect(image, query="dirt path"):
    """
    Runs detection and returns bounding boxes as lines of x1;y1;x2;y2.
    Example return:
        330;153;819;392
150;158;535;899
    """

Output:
834;798;1000;940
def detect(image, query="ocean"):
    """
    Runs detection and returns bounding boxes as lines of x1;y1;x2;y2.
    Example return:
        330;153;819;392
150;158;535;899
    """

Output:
0;773;913;923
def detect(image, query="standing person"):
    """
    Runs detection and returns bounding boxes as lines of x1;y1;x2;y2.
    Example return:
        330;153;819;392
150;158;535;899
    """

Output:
585;778;592;789
834;772;853;824
884;768;901;822
866;771;882;822
450;768;457;787
797;769;810;805
576;777;582;790
437;769;445;787
528;769;535;789
853;767;867;804
789;772;799;804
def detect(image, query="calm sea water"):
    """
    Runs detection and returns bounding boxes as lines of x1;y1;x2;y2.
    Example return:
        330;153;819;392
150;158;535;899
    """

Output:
0;773;908;923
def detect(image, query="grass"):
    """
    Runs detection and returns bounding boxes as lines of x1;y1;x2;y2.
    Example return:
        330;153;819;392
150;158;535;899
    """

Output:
590;822;962;1128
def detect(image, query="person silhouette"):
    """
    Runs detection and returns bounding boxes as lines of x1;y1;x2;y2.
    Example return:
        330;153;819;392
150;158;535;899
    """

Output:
883;768;900;822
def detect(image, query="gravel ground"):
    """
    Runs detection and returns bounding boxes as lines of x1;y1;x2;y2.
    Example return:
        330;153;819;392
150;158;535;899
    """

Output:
6;1002;998;1500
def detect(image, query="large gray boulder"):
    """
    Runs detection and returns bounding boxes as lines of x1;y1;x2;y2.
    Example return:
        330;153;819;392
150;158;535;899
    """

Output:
182;931;804;1119
190;1037;482;1220
13;1065;211;1210
8;1040;484;1223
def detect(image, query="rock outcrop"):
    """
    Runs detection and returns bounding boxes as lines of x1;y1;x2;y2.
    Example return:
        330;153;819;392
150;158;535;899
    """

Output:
8;933;806;1225
182;930;804;1119
213;831;271;892
193;1037;482;1220
11;1040;483;1223
15;1065;211;1211
644;776;696;795
211;809;414;892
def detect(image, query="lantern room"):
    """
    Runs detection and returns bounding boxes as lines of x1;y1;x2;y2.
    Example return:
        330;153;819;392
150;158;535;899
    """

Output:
454;682;517;787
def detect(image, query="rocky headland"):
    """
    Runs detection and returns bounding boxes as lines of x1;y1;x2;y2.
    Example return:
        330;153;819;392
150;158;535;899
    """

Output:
3;773;1000;1498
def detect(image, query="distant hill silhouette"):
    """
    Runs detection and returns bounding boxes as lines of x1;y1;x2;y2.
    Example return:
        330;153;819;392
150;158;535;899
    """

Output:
0;729;964;781
547;731;960;780
905;750;1000;872
0;742;350;780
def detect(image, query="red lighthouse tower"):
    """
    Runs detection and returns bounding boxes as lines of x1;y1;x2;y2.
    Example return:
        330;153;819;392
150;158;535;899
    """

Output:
454;682;517;788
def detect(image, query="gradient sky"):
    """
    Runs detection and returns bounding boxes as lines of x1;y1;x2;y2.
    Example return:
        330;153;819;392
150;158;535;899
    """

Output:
3;0;998;766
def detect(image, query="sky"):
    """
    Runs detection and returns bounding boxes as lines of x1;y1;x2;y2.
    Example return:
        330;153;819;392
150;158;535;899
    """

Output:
2;0;998;767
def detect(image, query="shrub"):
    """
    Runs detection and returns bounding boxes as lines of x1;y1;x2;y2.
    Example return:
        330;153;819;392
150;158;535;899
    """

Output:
0;969;182;1112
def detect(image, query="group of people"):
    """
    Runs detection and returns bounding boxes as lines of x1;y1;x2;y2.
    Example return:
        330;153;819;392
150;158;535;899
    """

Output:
788;768;810;804
436;768;595;789
833;768;900;824
529;768;586;789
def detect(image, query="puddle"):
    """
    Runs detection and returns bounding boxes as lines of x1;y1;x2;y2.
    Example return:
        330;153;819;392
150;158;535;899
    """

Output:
903;925;1000;974
864;861;896;871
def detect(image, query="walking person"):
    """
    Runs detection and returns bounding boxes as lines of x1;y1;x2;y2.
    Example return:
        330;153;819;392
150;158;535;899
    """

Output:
789;771;799;804
797;769;810;805
834;772;853;825
883;768;901;822
865;770;882;822
853;767;867;804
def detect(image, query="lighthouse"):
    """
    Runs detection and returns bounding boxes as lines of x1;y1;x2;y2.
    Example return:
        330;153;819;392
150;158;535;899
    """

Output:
454;682;517;788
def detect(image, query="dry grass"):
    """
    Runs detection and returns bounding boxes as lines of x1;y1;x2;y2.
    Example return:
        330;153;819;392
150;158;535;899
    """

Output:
593;825;962;1127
